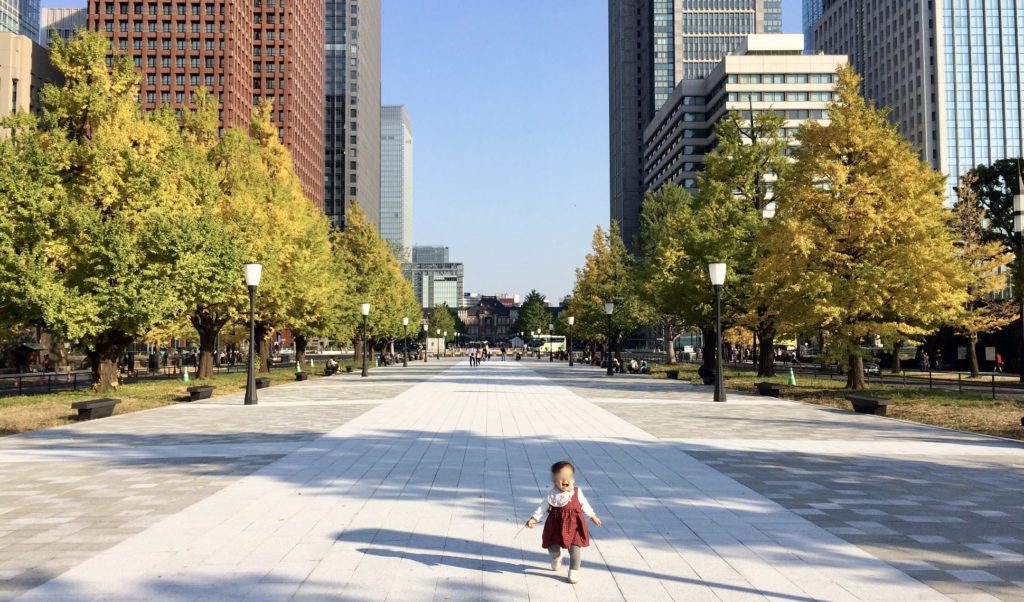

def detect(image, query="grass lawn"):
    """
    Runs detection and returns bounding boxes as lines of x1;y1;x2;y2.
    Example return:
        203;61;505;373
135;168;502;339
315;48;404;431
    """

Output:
0;368;318;437
651;363;1024;441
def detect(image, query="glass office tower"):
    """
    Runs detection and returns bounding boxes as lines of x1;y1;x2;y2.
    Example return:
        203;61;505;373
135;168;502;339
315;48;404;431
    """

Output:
942;1;1023;193
802;0;822;52
811;0;1023;195
0;0;38;38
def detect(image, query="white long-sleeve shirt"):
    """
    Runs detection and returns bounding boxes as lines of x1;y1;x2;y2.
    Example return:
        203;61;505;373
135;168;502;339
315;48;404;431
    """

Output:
530;486;596;523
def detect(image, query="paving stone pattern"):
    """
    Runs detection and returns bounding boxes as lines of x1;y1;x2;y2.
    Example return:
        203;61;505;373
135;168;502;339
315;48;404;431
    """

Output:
537;364;1024;602
14;361;948;601
0;363;445;600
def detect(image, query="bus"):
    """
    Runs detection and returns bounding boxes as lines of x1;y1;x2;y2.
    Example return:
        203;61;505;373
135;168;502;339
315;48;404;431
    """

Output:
529;334;566;354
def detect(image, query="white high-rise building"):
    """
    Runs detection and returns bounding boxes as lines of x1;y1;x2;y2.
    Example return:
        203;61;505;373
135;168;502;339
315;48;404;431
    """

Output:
643;35;847;195
609;0;783;251
380;105;413;260
38;7;85;46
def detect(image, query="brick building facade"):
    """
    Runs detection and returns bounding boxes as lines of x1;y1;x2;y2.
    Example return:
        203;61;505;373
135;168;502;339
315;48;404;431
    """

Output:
86;0;324;208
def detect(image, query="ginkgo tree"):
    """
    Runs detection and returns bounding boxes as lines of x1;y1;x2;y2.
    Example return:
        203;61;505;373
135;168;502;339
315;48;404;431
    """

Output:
756;65;966;389
0;32;202;390
950;172;1018;377
570;224;652;361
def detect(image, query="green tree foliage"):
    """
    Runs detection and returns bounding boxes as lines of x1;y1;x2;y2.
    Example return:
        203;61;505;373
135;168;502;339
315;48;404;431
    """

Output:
958;158;1024;249
756;66;966;389
951;172;1018;376
569;223;651;355
512;290;551;340
336;203;416;360
637;184;699;365
0;33;201;390
696;110;790;376
0;32;401;388
428;303;457;342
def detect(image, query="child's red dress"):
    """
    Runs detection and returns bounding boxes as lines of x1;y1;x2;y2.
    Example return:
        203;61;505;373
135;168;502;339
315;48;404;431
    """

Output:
541;487;591;549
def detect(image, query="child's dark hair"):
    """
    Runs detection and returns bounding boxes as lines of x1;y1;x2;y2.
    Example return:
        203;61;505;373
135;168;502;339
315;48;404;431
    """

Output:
550;460;575;474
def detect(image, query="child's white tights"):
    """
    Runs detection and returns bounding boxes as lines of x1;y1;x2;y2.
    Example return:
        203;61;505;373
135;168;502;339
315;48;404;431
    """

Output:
548;545;582;570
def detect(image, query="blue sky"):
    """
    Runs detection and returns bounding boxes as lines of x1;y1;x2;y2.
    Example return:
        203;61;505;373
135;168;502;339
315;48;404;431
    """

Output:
43;0;802;301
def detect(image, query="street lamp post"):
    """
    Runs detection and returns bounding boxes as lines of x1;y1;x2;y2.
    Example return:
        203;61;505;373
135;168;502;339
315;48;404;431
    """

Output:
402;317;409;367
443;331;448;358
243;263;262;405
568;317;575;366
361;303;371;377
548;323;554;362
436;329;441;359
422;323;428;363
709;262;728;402
604;302;615;376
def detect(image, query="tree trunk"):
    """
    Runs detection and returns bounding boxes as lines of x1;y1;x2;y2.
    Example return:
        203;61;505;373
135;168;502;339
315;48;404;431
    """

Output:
967;334;980;378
87;330;131;392
701;328;716;369
756;324;776;378
295;334;308;367
255;323;270;373
889;341;902;374
846;354;866;390
192;312;227;380
665;331;679;365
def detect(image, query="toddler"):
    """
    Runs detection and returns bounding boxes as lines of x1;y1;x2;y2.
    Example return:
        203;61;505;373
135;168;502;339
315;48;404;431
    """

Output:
525;460;602;584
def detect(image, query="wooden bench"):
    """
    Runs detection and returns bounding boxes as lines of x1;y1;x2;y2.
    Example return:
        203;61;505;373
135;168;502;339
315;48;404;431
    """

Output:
847;395;892;416
255;377;272;389
755;382;781;398
71;398;120;420
186;385;214;402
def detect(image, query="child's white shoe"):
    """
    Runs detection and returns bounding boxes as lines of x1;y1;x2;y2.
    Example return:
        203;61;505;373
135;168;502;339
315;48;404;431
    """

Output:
568;569;580;584
550;553;561;571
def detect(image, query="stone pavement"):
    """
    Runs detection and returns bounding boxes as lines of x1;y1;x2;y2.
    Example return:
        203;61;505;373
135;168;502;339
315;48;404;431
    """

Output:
1;360;1020;600
0;363;435;600
532;363;1024;601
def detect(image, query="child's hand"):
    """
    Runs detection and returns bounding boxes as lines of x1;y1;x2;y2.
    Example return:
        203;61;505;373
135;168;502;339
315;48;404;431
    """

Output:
590;516;602;527
525;518;537;529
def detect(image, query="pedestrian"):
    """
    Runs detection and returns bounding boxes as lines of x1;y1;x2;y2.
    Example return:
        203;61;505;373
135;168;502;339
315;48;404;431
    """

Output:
995;352;1004;373
920;351;929;372
525;460;602;584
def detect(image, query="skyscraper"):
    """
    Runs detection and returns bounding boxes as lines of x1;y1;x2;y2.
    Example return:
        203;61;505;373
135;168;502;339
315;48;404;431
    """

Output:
86;0;325;208
802;0;822;52
809;0;1023;194
380;105;413;259
325;0;381;230
609;0;782;251
0;0;38;38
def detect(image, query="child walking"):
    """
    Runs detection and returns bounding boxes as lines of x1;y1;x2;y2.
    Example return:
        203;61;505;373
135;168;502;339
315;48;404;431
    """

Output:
525;460;602;584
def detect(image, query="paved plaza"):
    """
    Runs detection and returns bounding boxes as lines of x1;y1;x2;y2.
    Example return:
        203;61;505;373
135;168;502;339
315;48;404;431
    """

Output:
1;360;1022;601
